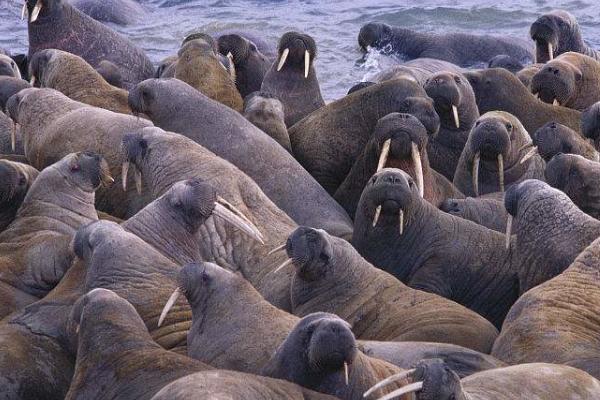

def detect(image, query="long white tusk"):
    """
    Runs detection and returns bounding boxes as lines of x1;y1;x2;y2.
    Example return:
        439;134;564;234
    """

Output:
29;75;35;86
452;104;460;129
363;369;417;398
158;288;181;327
372;205;381;227
121;161;129;191
374;381;424;400
411;142;424;198
215;196;265;244
214;202;265;244
552;98;560;107
505;215;512;250
304;50;310;79
377;139;391;173
268;243;286;256
344;362;349;386
21;2;27;20
273;258;293;274
548;42;554;61
134;167;142;195
277;48;289;71
11;123;16;153
226;52;236;82
398;209;404;235
497;153;505;193
472;152;480;197
520;146;538;164
30;0;42;22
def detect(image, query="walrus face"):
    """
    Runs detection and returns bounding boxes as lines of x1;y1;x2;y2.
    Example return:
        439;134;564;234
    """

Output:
28;48;57;87
469;115;513;162
218;34;254;66
545;153;600;212
161;179;217;230
504;179;551;219
23;0;60;24
533;122;598;162
0;76;31;110
530;59;581;107
283;227;334;282
424;73;467;130
358;22;393;51
530;11;576;63
398;96;440;137
275;32;317;78
243;91;285;121
71;220;119;262
0;55;21;79
5;87;37;121
487;55;524;74
582;102;600;145
464;69;521;111
0;160;32;206
60;151;113;192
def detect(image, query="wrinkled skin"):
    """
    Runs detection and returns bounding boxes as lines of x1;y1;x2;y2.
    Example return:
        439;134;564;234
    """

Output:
453;111;544;197
263;313;408;400
516;63;543;88
582;101;600;148
218;34;271;98
68;0;147;26
440;194;511;234
26;0;154;88
243;91;291;153
6;88;152;218
546;153;600;219
94;60;124;89
464;68;581;134
532;121;598;162
334;113;462;218
287;225;498;352
128;79;353;238
493;235;600;380
175;39;243;112
371;58;463;87
28;49;132;114
352;169;519;328
0;111;24;155
530;10;600;63
0;54;22;79
505;179;600;293
289;78;440;194
261;31;324;127
424;71;479;180
0;76;30;110
530;52;600;111
487;55;524;74
0;160;38;232
0;152;105;318
358;22;533;66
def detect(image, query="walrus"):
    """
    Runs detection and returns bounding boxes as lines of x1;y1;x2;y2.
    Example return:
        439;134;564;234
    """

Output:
28;49;133;114
276;225;498;352
174;39;243;112
243;91;292;153
530;52;600;110
440;195;511;234
0;76;30;110
358;22;533;66
0;160;38;232
530;121;599;162
424;71;480;180
288;78;440;194
347;81;376;95
582;101;600;148
261;31;325;127
516;63;543;88
464;68;581;134
364;358;600;400
453;111;544;197
352;168;520;328
487;55;524;74
370;58;463;87
0;54;22;79
67;0;147;26
128;79;353;238
94;60;124;89
546;153;600;219
0;152;109;318
24;0;155;88
530;10;600;63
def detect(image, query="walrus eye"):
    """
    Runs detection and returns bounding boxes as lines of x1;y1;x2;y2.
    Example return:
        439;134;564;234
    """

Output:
319;252;329;263
475;121;481;127
453;76;461;84
505;123;513;131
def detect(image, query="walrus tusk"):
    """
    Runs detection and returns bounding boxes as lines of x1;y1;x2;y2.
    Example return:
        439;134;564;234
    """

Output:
267;243;286;256
363;369;417;398
374;381;424;400
520;146;538;164
215;196;265;244
398;209;404;236
472;152;480;197
372;205;381;228
497;153;504;193
344;362;349;386
277;48;289;71
273;258;293;274
452;104;460;129
21;2;27;20
226;52;236;82
505;215;512;250
11;122;16;152
121;161;129;191
552;98;560;107
158;287;181;327
134;168;142;194
533;92;539;100
29;75;36;86
304;50;310;79
548;42;554;61
377;139;391;172
213;202;265;244
30;0;42;22
411;142;424;198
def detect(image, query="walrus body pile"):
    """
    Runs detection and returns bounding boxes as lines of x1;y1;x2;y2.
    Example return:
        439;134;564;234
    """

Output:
2;3;600;399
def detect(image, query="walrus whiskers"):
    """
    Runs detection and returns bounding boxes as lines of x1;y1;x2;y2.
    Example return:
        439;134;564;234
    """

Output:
472;152;480;197
363;368;416;398
411;142;424;198
376;139;391;172
157;287;181;327
452;104;460;129
277;48;289;71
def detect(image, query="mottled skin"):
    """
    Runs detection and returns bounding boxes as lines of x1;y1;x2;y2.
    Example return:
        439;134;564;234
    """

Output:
530;10;600;63
0;152;104;318
371;58;463;86
440;194;511;234
530;52;600;110
358;22;533;66
505;179;600;293
288;78;440;194
26;0;154;88
0;111;24;155
0;54;21;79
287;226;498;352
487;55;524;74
582;102;600;148
128;79;353;238
546;153;600;219
516;63;543;88
453;111;545;197
334;113;462;218
68;0;146;25
493;236;600;380
6;88;152;218
263;313;408;400
28;49;132;114
175;39;243;112
464;68;581;134
244;91;291;153
0;76;30;110
261;32;324;127
424;71;479;180
0;160;38;232
94;60;124;89
532;121;599;162
352;169;519;328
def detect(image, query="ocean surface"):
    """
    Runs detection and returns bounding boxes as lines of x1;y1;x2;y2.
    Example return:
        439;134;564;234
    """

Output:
1;0;600;101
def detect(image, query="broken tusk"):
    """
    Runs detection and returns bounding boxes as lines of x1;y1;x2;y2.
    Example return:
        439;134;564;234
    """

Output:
372;205;381;228
267;243;286;256
452;104;460;129
411;142;424;198
214;202;265;244
344;362;349;386
304;50;310;79
277;48;289;71
472;152;480;197
30;0;42;23
548;42;554;61
505;215;512;250
520;146;538;164
158;287;181;327
121;161;129;191
374;381;424;400
399;209;404;235
377;139;391;173
552;98;560;107
497;153;505;193
363;369;417;398
273;258;293;274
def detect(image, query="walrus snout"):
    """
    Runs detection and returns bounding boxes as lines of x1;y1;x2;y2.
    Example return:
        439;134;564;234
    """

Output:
28;49;55;86
398;96;440;137
530;62;577;107
307;318;357;373
532;121;589;162
218;34;250;64
127;81;154;116
470;119;511;161
0;55;21;79
74;151;113;190
167;179;217;224
0;162;19;203
358;22;391;51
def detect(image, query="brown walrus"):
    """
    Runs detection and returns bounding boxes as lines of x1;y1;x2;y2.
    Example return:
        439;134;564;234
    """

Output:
0;159;38;232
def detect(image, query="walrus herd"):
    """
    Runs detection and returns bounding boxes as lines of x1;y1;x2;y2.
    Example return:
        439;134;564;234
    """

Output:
2;2;600;399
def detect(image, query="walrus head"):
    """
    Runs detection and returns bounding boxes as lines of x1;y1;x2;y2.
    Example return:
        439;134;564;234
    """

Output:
218;34;255;66
532;121;598;162
275;32;317;79
0;160;36;206
487;55;524;74
582;102;600;146
397;96;440;137
182;32;219;52
27;48;58;87
22;0;59;24
529;56;581;107
62;151;113;191
71;220;119;263
364;358;466;400
530;10;580;63
0;55;21;80
243;91;285;121
425;72;474;130
0;77;31;110
358;22;393;51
